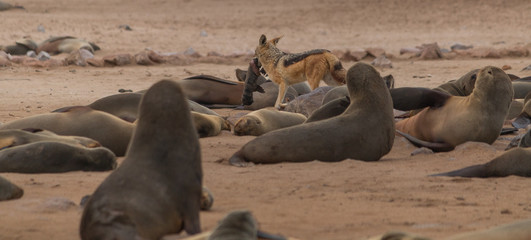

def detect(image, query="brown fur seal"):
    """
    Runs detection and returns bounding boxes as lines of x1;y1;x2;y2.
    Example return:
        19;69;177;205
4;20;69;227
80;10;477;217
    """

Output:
0;128;101;149
233;108;307;136
192;112;230;137
36;36;100;55
395;66;513;150
177;75;244;106
0;106;134;156
305;96;350;123
229;62;395;166
431;147;531;178
512;92;531;128
54;93;220;122
0;175;23;201
0;141;116;173
243;81;298;110
80;80;203;239
207;210;258;240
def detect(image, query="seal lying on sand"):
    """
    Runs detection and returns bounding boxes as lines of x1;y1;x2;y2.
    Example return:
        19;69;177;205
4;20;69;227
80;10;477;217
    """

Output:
229;62;395;166
369;218;531;240
0;175;23;201
80;80;203;239
36;36;100;55
233;108;307;136
431;147;531;178
0;106;134;156
177;75;245;106
0;128;101;149
0;141;116;173
395;66;513;151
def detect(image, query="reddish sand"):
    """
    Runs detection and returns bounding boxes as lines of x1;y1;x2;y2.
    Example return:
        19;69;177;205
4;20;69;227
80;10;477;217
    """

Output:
0;0;530;239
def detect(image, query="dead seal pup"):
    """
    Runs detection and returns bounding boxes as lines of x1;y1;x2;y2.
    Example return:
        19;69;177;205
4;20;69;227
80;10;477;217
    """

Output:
229;62;395;166
80;80;203;239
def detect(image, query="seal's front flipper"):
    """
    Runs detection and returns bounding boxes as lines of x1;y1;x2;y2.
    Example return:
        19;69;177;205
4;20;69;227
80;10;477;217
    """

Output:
512;113;531;129
396;130;455;152
390;87;451;111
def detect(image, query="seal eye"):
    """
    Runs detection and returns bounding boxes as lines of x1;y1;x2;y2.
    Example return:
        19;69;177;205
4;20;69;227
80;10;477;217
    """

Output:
488;70;492;75
471;74;476;81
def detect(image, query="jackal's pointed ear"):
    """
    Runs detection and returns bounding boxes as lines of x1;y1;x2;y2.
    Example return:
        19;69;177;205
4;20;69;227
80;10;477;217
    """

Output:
259;34;267;45
271;36;282;45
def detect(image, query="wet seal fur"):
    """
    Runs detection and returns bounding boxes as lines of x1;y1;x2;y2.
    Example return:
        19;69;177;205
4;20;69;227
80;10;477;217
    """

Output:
229;62;395;166
395;66;514;151
80;80;203;239
255;34;346;109
233;108;307;136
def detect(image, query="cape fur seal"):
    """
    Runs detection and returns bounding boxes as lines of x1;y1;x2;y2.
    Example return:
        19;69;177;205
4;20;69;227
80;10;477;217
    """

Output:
233;108;307;136
0;128;101;149
80;80;203;239
36;36;100;55
192;112;230;137
395;66;513;151
0;175;23;201
177;75;245;106
431;147;531;178
0;141;116;173
229;62;395;166
0;106;134;156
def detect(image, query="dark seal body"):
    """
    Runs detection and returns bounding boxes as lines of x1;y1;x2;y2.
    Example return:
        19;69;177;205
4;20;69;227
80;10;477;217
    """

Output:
80;80;202;239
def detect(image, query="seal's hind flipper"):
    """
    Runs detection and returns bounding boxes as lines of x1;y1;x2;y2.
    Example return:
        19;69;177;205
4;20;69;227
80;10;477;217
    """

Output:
390;87;451;111
396;130;455;152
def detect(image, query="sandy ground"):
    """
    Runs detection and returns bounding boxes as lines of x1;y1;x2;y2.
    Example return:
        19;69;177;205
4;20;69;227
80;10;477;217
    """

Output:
0;0;531;239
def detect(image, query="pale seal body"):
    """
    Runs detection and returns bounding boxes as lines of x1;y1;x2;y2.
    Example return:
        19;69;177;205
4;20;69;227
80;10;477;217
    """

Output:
229;62;395;165
0;107;133;156
80;80;202;239
192;112;230;137
233;108;307;136
396;66;513;147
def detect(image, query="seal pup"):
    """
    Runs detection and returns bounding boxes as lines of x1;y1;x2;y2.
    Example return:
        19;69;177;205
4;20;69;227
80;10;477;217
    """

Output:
431;147;531;178
192;112;230;137
395;66;513;150
229;62;395;166
0;175;23;201
512;92;531;128
80;80;202;239
233;108;307;136
0;106;134;156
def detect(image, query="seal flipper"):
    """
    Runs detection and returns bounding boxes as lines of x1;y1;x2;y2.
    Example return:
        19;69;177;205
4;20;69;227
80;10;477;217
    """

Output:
229;150;255;167
396;130;455;152
430;164;488;177
390;87;451;111
512;113;531;129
